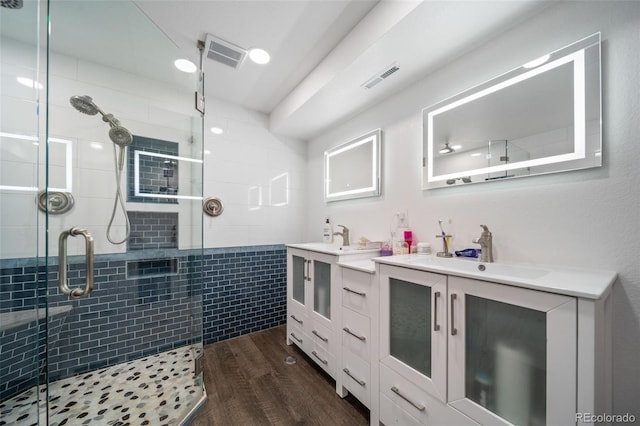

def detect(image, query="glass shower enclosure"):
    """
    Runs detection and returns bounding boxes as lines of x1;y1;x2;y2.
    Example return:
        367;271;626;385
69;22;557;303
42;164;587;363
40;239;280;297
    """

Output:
1;0;205;424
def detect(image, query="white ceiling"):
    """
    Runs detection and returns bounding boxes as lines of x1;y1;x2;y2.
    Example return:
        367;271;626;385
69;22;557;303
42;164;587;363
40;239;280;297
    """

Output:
133;0;552;140
1;0;553;141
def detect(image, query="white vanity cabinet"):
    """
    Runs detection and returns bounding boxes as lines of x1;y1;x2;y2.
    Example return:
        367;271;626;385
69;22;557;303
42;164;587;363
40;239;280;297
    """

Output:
377;258;614;426
337;260;379;424
379;264;477;426
286;244;379;394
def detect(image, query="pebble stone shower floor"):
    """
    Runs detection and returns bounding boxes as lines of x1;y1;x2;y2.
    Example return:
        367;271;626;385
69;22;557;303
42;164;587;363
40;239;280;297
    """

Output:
0;345;202;426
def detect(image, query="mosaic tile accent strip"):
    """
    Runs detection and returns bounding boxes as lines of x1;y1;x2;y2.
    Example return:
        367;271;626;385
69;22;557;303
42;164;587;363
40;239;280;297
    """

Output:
0;345;202;426
127;212;178;251
127;135;179;204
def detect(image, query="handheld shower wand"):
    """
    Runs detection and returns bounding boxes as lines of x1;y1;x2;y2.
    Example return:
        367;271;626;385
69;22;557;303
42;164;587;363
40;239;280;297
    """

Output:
69;95;132;244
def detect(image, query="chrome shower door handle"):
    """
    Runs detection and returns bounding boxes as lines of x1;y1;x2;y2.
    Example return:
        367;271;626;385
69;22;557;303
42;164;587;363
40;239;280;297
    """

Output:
58;227;95;299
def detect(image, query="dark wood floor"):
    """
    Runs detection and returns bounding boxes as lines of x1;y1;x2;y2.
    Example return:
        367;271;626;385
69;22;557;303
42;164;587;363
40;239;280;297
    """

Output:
191;325;369;426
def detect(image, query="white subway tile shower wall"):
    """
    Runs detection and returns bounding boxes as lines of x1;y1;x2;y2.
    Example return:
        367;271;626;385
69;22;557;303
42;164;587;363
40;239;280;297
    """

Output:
1;40;307;256
203;98;307;248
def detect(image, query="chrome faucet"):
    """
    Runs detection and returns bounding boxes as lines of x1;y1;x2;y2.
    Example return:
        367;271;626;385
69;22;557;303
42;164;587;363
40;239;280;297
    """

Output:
473;224;494;263
333;225;350;246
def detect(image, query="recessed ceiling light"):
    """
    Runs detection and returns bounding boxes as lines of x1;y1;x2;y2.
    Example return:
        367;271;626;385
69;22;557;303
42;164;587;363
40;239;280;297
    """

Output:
174;59;197;73
451;144;462;150
523;54;551;69
471;153;482;157
248;48;270;65
210;127;223;135
17;77;43;89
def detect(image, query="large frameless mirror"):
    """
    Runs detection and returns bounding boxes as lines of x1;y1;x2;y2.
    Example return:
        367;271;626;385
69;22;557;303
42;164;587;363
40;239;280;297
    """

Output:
325;128;381;202
422;33;601;189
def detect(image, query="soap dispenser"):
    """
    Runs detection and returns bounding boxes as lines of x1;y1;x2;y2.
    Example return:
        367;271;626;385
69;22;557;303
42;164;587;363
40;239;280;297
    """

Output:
322;218;333;243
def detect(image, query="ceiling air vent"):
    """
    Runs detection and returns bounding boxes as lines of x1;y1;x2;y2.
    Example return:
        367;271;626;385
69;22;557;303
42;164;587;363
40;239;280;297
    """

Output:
204;34;247;69
362;63;400;89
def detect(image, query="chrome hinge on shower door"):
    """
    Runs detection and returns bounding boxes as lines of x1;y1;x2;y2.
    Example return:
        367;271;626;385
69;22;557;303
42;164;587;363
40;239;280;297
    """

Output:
195;91;205;114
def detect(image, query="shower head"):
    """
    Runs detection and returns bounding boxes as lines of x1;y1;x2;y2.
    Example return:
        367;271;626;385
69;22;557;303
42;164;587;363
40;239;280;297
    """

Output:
70;95;132;146
109;126;133;147
69;95;102;116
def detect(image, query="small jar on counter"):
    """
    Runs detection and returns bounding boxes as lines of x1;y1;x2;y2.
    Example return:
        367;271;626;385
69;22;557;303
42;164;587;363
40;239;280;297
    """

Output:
417;242;432;255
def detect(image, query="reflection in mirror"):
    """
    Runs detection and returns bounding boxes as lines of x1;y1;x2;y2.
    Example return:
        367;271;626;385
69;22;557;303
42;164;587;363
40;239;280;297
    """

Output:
325;128;381;202
423;33;601;189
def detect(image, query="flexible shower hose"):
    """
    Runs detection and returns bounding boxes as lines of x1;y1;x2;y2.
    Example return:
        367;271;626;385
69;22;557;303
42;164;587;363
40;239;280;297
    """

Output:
106;144;131;244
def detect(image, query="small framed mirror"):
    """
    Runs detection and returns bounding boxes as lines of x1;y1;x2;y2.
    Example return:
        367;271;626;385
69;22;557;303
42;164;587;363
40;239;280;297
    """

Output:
325;128;382;202
423;33;601;189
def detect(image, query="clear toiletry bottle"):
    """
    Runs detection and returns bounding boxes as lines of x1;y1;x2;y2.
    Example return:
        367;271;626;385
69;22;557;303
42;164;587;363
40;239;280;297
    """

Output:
322;218;333;243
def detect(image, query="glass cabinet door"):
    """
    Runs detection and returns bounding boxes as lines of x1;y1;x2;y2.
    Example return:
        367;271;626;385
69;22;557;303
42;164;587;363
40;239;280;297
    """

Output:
448;276;577;426
379;265;447;401
291;254;306;304
313;260;331;319
389;277;431;377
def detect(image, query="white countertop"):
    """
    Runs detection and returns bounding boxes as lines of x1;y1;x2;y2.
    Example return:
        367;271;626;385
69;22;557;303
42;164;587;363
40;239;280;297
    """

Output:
337;259;376;274
286;242;380;257
374;255;617;300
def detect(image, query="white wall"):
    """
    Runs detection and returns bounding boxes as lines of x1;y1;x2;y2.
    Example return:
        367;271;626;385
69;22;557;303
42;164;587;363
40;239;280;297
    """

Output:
202;98;307;247
306;1;640;417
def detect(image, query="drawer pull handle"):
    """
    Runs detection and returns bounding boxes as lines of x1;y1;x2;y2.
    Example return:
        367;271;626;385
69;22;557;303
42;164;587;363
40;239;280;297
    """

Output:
433;291;441;332
343;368;366;386
391;386;425;412
290;333;303;344
312;330;328;342
450;293;458;336
290;314;303;324
311;351;328;365
343;327;366;341
343;287;366;297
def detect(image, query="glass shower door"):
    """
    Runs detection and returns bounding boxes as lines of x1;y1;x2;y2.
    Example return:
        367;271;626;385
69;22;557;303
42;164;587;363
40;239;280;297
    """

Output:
43;0;205;424
0;0;45;424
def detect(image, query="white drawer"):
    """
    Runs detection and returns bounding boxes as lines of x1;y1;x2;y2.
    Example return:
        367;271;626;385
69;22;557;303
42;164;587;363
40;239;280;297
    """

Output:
342;307;370;361
309;343;335;378
287;303;308;332
380;393;422;426
287;328;308;353
310;320;335;354
341;268;373;316
380;364;430;423
380;364;479;426
341;350;371;408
